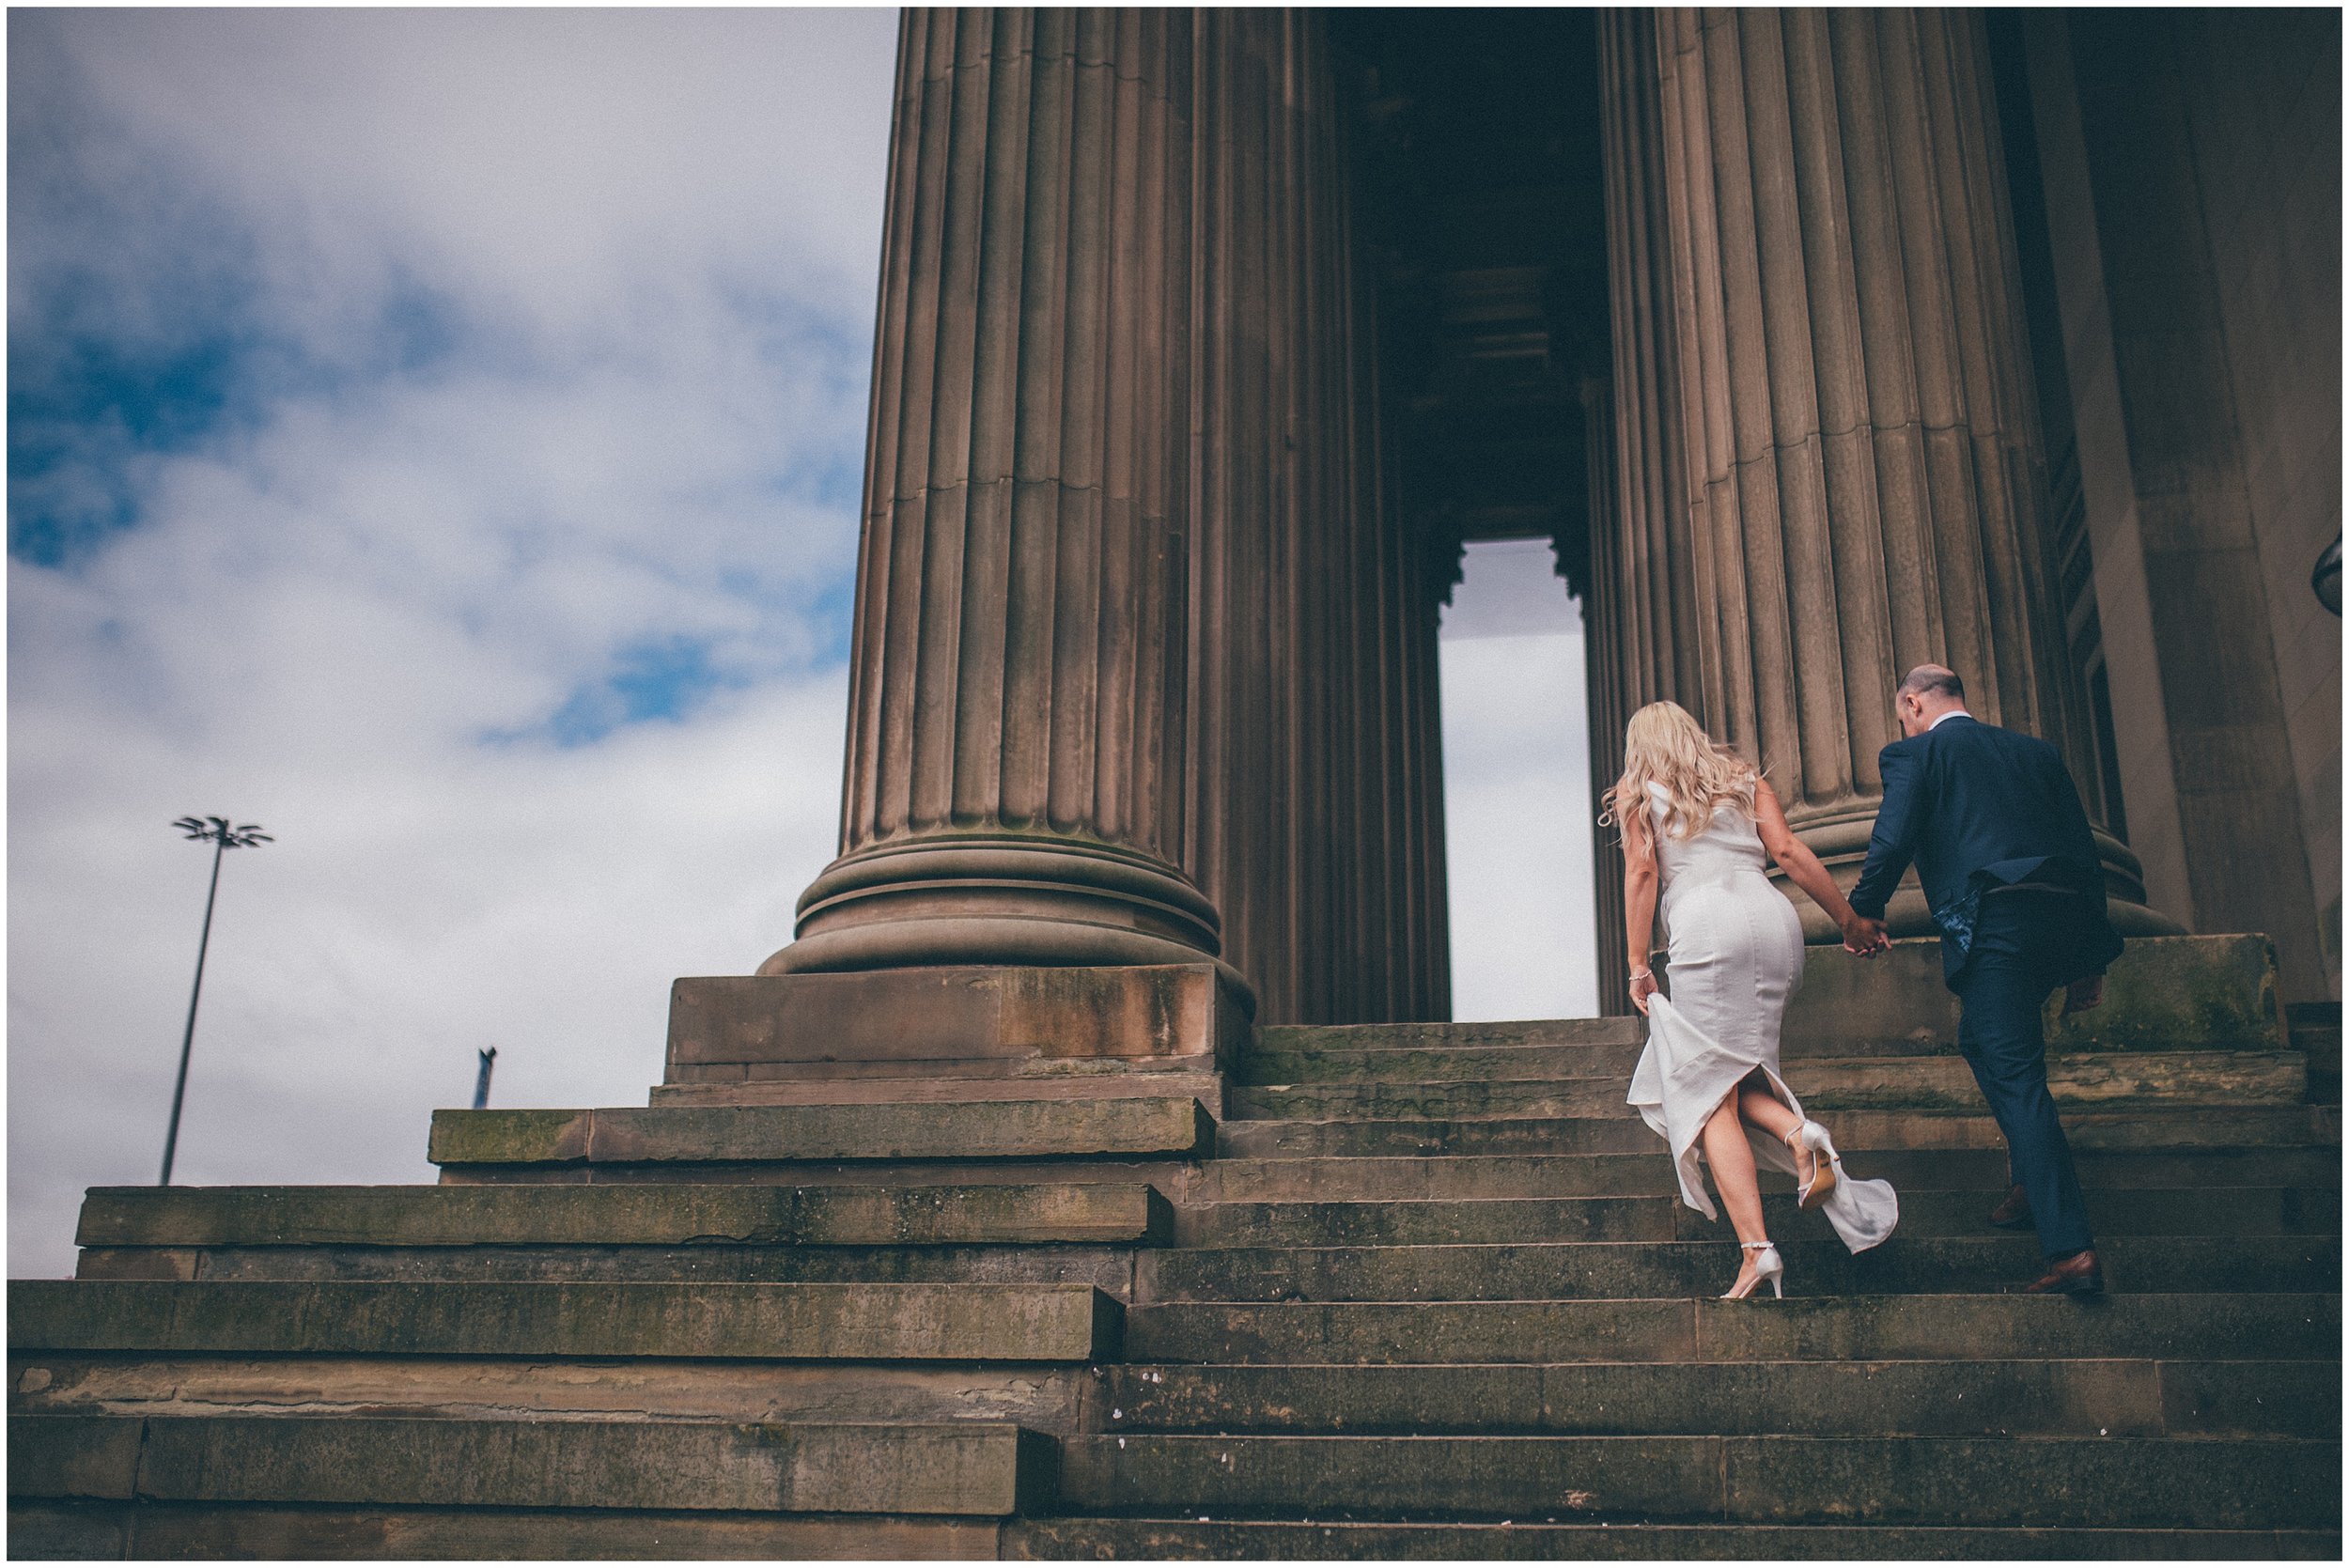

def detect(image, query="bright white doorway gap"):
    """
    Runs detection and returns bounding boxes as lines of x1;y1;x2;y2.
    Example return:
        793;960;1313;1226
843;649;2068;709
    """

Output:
1437;536;1601;1021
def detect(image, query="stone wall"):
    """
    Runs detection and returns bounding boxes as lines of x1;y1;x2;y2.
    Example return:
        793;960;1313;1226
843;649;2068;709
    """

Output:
2021;10;2339;1000
2170;9;2342;992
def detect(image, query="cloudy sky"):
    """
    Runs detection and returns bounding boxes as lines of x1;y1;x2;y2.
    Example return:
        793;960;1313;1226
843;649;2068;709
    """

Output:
8;8;1596;1279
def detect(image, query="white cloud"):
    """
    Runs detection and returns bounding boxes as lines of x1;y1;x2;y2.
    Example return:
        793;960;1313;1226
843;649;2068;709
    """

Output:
8;9;1614;1281
14;8;895;336
8;9;896;1277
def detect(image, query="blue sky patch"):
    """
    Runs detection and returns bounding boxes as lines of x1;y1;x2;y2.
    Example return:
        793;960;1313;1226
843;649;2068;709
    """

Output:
496;635;749;750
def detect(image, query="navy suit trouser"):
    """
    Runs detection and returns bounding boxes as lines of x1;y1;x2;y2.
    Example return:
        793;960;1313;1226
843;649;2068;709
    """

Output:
1952;892;2096;1259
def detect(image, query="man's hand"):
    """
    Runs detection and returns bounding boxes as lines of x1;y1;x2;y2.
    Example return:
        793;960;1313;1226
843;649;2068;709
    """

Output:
1841;913;1890;957
2061;975;2105;1016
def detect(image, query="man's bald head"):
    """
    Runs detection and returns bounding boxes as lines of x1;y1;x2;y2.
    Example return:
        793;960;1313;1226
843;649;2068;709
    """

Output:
1898;664;1964;703
1894;664;1967;737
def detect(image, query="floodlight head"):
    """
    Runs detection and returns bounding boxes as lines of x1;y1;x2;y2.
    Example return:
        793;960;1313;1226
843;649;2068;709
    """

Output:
173;817;273;848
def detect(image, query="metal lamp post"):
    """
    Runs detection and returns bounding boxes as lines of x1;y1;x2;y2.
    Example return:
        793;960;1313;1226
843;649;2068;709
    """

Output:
162;815;272;1186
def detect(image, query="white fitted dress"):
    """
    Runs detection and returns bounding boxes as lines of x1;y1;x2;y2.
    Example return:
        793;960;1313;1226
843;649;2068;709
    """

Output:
1626;782;1898;1252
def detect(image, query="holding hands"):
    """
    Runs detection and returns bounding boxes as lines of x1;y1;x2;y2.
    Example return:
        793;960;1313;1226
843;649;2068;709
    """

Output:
1840;911;1890;957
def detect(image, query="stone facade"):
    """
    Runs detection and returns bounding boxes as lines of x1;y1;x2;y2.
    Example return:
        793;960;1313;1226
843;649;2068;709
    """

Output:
763;8;2334;1030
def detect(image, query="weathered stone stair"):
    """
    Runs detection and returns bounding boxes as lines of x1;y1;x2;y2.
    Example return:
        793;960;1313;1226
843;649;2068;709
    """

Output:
9;937;2341;1558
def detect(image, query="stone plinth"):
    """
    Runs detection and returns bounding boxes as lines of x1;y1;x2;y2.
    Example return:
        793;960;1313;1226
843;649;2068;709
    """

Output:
1778;932;2286;1056
662;964;1247;1107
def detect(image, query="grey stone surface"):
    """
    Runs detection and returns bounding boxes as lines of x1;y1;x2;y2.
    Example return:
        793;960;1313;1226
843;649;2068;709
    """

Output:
667;965;1248;1096
10;1502;1000;1561
429;1095;1214;1169
11;1414;1044;1516
1003;1518;2342;1560
9;1281;1121;1363
75;1182;1169;1249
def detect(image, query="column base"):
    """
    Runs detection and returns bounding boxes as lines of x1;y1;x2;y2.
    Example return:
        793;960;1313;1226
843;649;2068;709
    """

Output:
760;833;1255;1009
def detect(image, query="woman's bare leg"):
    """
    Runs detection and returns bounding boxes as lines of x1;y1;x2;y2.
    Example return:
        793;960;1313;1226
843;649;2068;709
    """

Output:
1738;1080;1800;1141
1701;1089;1770;1292
1736;1078;1818;1189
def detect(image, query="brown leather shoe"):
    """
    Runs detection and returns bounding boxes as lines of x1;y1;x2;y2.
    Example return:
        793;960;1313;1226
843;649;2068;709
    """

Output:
2022;1249;2105;1296
1988;1184;2034;1229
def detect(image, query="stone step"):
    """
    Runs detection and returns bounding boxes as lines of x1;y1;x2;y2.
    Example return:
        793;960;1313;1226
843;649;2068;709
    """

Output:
1220;1113;1661;1158
1134;1235;2340;1302
9;1280;1121;1363
1218;1105;2338;1158
2292;1001;2341;1103
1242;1037;2321;1084
1227;1080;1643;1122
13;1501;999;1561
1237;1043;1644;1085
70;1230;2343;1300
429;1095;1213;1171
9;1413;1050;1517
1122;1293;2341;1365
1003;1517;2343;1560
1174;1186;2341;1248
75;1238;1142;1289
10;1354;1091;1435
650;1072;1223;1110
1051;1432;2341;1530
73;1181;1171;1250
1196;1146;2347;1202
1087;1358;2336;1437
1258;1020;1646;1051
1226;1052;2307;1122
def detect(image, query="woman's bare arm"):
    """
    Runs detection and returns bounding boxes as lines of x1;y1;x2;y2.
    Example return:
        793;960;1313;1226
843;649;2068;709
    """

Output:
1753;779;1878;950
1620;795;1662;1014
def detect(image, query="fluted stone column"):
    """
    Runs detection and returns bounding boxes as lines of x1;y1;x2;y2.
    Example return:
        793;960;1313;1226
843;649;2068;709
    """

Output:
764;10;1225;981
1598;8;1711;733
1183;11;1452;1025
1638;7;2166;938
1591;7;1714;1007
1579;376;1636;1012
766;9;1452;1025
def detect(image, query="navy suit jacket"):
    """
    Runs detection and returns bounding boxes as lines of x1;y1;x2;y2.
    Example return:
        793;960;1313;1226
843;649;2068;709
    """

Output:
1847;715;2123;988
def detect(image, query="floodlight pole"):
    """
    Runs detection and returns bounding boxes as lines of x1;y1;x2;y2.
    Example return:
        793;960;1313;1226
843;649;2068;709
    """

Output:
160;831;229;1187
161;816;270;1186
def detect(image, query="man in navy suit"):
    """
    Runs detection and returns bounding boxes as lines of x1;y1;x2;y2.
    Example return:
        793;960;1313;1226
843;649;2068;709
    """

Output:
1844;665;2124;1295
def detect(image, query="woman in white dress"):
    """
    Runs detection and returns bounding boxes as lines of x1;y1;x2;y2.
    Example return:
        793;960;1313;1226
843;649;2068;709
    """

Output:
1606;702;1900;1299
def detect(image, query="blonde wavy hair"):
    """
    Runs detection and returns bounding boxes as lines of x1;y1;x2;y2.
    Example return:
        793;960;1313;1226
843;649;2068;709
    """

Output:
1601;701;1760;843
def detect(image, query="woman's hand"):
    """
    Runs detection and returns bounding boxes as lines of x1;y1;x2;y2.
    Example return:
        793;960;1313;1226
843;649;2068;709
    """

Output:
1629;968;1659;1016
1839;910;1890;956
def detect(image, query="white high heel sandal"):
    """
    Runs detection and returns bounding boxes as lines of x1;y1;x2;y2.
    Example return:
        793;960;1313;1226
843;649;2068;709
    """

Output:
1722;1240;1783;1299
1786;1120;1841;1211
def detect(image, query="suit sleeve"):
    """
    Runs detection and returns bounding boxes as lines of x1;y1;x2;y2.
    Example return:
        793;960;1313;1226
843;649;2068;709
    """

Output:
1848;743;1926;922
